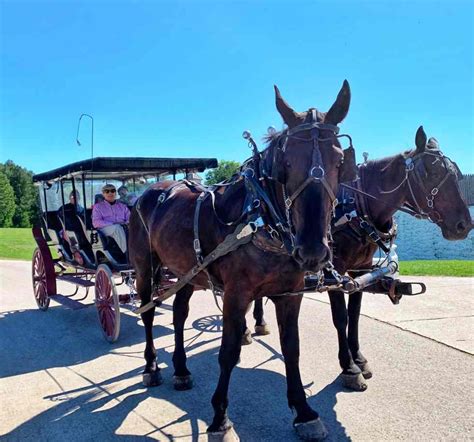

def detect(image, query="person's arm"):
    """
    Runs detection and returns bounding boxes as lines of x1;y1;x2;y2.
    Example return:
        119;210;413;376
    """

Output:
123;204;130;224
92;204;108;229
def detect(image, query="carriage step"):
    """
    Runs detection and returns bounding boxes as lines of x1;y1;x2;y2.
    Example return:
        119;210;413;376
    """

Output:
57;274;95;287
50;294;89;310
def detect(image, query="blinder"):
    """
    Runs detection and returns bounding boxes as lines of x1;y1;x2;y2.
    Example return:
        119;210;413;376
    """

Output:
340;145;358;183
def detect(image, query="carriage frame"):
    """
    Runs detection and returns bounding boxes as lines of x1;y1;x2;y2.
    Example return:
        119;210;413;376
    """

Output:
31;156;218;342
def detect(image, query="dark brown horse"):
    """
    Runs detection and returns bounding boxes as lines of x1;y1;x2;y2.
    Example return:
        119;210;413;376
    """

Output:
129;81;356;440
251;125;472;391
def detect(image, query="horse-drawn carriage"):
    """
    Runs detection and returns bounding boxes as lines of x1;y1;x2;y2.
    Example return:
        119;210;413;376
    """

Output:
31;156;217;342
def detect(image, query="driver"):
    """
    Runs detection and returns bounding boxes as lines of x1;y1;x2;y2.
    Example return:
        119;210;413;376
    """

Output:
92;184;130;254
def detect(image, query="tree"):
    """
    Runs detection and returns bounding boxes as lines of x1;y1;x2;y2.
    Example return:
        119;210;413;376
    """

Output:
0;160;39;227
205;160;241;185
0;171;16;227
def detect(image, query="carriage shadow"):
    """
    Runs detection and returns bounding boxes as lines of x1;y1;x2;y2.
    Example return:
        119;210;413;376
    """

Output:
0;303;171;379
3;312;353;441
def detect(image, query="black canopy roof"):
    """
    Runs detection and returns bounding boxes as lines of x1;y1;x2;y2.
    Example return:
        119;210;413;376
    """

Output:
33;157;218;183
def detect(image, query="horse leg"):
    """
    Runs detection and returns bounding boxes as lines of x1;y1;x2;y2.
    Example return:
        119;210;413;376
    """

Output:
138;271;163;387
329;290;367;391
253;298;270;335
241;301;256;346
348;291;372;379
207;292;249;440
272;295;328;441
172;284;195;390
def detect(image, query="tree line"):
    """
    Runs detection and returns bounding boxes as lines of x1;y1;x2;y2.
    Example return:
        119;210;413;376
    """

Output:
0;160;39;228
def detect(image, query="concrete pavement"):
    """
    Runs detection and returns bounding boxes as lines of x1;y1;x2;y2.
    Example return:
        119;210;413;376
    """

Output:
1;260;473;441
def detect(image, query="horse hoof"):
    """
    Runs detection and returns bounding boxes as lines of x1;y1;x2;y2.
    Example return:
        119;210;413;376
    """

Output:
341;373;367;391
173;374;194;391
294;418;328;441
207;426;240;442
357;361;373;379
241;328;253;345
143;370;163;387
254;324;270;335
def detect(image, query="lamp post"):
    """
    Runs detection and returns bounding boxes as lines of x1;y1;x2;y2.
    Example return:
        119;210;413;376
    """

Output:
76;113;94;159
76;114;94;211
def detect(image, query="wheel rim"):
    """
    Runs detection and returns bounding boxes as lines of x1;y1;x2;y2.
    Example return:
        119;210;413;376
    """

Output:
32;250;49;309
95;267;119;341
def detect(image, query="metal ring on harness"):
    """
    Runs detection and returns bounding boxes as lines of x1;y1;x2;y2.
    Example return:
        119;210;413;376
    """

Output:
310;165;325;179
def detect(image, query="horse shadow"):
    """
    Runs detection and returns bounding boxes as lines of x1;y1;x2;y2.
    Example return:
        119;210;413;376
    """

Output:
3;313;354;441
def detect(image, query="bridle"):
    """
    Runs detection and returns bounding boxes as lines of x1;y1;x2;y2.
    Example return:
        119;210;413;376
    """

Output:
261;110;345;253
379;147;462;224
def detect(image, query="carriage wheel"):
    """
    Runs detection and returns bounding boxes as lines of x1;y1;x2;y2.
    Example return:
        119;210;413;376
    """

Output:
95;264;121;343
32;248;52;311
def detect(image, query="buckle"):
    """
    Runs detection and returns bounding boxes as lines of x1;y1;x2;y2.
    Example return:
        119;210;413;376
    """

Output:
193;239;201;253
285;197;292;209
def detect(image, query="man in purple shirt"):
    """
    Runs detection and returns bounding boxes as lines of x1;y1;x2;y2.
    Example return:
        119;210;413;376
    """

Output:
92;184;130;254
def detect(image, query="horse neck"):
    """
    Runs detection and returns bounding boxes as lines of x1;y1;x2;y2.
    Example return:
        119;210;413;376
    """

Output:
360;155;410;230
215;178;248;222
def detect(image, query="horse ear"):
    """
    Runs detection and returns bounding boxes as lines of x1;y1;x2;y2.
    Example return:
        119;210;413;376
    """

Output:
274;85;303;128
325;80;351;125
415;126;427;154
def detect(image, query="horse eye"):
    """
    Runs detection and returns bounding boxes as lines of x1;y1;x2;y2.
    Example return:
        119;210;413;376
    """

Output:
285;161;291;168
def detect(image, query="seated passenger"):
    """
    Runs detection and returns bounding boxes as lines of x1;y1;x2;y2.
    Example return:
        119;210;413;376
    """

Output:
59;190;85;217
117;185;137;207
92;184;130;254
94;193;105;205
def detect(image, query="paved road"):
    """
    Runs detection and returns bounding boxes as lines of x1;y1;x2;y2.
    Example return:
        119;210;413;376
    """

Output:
1;260;473;441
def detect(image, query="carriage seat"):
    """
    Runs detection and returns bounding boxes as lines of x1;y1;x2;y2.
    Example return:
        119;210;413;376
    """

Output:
95;227;128;264
58;208;94;263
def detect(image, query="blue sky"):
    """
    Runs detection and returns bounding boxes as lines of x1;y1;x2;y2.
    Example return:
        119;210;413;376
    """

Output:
1;0;473;175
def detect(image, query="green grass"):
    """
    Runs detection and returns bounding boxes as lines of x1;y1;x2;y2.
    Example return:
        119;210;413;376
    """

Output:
399;260;474;277
0;228;37;261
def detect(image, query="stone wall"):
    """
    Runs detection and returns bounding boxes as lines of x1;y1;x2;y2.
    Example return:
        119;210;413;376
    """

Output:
394;206;474;260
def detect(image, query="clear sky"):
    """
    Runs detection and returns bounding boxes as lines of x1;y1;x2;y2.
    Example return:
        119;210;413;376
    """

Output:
1;0;473;175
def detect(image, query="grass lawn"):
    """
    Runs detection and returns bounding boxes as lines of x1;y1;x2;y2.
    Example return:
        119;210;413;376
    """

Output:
399;260;474;277
0;228;37;261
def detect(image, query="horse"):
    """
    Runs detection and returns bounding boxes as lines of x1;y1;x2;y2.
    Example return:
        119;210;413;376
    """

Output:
251;125;472;391
128;81;357;441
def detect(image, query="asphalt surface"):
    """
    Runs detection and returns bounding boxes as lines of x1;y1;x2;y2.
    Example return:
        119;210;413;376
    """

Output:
1;260;473;441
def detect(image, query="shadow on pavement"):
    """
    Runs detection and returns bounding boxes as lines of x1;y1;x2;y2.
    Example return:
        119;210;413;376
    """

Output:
0;304;171;379
3;311;353;441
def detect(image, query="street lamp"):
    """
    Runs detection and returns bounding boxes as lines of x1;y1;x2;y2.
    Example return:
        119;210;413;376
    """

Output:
76;113;94;211
76;113;94;160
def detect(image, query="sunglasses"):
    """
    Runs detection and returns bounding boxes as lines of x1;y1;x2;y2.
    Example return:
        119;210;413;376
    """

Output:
104;189;116;194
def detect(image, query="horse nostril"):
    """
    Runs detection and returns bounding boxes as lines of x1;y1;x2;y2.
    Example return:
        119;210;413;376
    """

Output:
456;221;467;233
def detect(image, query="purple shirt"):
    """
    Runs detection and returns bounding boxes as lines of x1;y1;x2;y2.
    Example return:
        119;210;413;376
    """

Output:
92;200;130;229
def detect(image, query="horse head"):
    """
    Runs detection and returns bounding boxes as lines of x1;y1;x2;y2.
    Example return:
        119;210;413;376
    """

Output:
407;126;472;240
268;80;356;270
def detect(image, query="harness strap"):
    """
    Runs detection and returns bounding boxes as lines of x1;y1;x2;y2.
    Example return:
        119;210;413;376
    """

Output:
135;222;257;315
193;192;208;263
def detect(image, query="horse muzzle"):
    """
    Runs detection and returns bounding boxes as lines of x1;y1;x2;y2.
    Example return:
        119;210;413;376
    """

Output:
292;243;331;271
441;218;473;240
